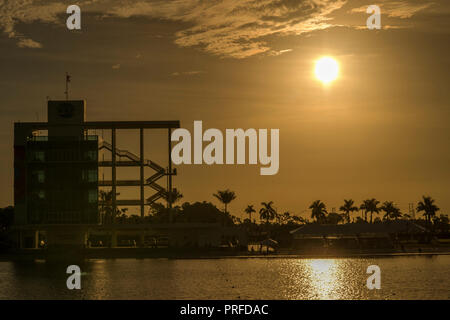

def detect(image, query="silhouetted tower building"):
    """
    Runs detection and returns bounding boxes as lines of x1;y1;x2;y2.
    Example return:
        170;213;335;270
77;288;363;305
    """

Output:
15;100;98;226
13;100;179;249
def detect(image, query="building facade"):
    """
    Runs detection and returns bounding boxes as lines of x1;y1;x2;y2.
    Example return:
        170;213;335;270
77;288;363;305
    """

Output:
13;100;179;249
15;101;98;226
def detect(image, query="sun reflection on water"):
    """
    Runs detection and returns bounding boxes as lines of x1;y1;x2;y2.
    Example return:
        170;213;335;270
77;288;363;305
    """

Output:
2;257;448;299
285;258;350;300
305;259;340;300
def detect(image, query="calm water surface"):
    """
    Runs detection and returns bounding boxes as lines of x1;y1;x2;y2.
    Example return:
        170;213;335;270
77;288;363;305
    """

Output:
0;255;449;299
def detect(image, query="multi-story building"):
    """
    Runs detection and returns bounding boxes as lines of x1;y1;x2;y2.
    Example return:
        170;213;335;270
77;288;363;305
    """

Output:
13;100;179;249
17;101;99;226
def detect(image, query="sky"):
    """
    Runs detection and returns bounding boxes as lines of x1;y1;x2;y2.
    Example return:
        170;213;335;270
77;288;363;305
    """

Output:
0;0;449;220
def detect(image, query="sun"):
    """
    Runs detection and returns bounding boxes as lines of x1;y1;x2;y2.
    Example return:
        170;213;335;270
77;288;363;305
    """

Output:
315;56;339;84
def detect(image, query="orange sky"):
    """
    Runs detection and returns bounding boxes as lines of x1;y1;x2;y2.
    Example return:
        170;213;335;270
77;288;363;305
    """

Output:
0;0;449;220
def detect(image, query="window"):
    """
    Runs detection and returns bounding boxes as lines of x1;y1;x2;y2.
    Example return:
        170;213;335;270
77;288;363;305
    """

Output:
33;151;45;162
89;169;97;182
88;189;97;203
85;150;97;161
33;170;45;183
38;190;45;199
82;169;98;182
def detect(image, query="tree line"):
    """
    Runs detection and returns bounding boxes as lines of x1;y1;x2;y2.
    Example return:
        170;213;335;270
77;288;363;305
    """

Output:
0;190;447;231
212;190;447;228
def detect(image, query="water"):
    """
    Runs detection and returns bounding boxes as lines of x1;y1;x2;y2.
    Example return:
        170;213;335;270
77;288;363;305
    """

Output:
0;255;449;299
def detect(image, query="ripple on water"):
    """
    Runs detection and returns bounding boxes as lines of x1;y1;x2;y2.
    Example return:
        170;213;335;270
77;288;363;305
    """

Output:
0;255;448;299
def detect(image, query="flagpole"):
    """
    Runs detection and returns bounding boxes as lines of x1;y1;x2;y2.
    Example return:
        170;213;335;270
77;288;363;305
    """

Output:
65;72;70;100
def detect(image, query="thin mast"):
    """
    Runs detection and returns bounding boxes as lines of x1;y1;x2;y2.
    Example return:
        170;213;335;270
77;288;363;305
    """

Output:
65;72;71;100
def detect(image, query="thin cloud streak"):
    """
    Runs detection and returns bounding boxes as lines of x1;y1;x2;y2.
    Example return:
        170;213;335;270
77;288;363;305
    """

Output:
0;0;67;48
0;0;441;57
106;0;348;58
351;0;434;19
171;70;205;76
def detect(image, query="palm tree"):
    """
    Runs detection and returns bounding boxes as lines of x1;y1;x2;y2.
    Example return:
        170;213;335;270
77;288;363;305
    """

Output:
292;215;307;225
381;201;402;221
244;205;256;223
390;209;402;220
167;188;183;205
259;201;277;224
213;189;236;214
309;200;327;224
339;199;358;224
360;198;381;223
417;196;439;225
282;211;291;224
129;214;140;224
231;215;242;224
403;213;411;220
116;208;129;224
327;212;344;224
99;190;122;224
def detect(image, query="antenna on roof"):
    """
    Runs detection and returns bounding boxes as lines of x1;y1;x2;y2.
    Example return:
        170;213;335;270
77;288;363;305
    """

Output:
408;203;415;220
65;72;71;100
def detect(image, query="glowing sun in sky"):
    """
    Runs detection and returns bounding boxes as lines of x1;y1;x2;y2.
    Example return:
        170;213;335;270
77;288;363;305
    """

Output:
314;57;339;84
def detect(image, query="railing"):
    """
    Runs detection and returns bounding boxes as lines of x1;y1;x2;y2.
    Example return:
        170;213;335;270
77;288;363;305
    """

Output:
99;141;165;172
99;141;139;161
27;135;98;142
98;140;170;205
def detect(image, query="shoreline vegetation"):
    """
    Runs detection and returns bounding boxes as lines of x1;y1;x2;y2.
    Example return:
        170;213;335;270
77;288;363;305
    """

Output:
1;191;449;260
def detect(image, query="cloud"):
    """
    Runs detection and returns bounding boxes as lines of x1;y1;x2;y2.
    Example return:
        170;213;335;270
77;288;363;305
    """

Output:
0;0;439;57
105;0;348;58
0;0;67;48
171;70;205;76
351;1;434;19
269;48;293;56
16;37;42;48
353;24;407;30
